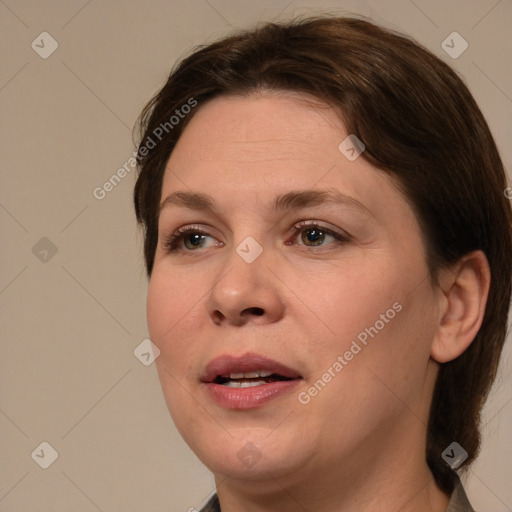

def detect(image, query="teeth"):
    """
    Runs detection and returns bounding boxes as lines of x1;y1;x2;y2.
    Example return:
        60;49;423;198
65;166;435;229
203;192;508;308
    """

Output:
228;370;274;379
223;379;267;388
242;371;259;378
240;380;265;388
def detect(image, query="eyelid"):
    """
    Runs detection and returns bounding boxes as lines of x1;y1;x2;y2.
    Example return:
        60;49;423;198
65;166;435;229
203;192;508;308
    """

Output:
290;220;351;241
162;224;219;252
162;219;350;253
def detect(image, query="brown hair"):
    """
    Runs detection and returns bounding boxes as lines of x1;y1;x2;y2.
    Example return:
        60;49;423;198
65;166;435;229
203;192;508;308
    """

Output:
133;15;512;493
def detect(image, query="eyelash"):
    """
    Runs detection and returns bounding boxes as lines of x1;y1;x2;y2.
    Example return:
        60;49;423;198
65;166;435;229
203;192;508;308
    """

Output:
163;224;212;253
162;221;349;254
288;220;349;248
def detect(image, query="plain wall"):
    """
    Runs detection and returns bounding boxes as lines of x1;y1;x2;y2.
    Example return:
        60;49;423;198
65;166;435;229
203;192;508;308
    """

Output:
1;0;511;510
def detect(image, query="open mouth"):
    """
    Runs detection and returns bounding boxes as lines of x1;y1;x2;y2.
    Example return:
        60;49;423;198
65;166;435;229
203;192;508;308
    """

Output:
202;352;302;385
201;352;302;408
213;370;294;388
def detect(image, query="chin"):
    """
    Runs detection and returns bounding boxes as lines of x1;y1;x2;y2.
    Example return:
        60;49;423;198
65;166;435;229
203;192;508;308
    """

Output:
181;422;309;481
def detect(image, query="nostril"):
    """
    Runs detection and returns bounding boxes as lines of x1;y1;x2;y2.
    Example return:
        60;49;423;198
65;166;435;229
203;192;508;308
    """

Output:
213;310;225;323
244;307;264;316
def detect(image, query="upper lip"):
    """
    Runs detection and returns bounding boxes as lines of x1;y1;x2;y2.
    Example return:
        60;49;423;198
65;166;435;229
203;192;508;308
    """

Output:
201;352;302;383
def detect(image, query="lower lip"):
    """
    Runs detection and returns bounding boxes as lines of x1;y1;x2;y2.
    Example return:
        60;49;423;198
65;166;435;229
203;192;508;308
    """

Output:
204;380;301;409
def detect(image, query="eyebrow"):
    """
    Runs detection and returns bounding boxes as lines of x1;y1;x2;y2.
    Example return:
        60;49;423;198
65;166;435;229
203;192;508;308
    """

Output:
159;189;374;218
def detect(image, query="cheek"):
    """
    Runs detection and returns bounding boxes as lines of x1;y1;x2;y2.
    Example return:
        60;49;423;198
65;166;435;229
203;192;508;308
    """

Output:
147;266;201;332
304;254;435;386
335;283;437;411
147;275;174;345
297;260;402;355
146;270;201;359
147;272;203;418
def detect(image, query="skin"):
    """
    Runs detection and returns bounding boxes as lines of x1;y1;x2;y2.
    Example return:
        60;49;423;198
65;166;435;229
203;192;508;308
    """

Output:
146;92;490;512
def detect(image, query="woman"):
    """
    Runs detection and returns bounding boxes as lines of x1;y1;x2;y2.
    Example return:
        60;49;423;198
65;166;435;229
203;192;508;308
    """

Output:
133;15;512;512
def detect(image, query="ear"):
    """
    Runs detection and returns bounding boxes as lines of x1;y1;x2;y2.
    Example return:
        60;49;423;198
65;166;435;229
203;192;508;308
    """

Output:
431;250;491;363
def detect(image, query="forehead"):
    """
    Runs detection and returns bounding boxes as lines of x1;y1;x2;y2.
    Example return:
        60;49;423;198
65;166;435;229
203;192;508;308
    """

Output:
160;93;409;226
163;93;366;191
169;92;342;164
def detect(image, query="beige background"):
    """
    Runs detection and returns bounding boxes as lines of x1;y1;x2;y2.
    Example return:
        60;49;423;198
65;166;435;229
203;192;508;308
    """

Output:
0;0;511;511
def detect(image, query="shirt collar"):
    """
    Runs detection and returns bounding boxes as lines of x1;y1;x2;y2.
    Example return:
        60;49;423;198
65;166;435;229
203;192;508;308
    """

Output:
445;473;475;512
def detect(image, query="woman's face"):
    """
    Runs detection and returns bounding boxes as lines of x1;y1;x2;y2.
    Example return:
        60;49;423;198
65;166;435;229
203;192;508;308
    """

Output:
147;92;442;486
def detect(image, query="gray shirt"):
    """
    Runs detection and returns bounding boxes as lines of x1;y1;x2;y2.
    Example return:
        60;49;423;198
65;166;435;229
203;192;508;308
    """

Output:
198;474;474;512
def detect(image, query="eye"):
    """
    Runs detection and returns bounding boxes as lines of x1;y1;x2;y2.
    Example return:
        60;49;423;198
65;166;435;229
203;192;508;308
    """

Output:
162;225;221;253
162;220;349;254
288;220;349;247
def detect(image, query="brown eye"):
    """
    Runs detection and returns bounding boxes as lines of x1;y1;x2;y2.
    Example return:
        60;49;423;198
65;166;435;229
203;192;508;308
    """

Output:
290;221;349;248
183;232;208;250
300;227;328;246
163;227;218;252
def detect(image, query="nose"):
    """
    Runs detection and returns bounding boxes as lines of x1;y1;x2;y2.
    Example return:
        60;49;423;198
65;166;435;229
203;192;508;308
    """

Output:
205;244;285;327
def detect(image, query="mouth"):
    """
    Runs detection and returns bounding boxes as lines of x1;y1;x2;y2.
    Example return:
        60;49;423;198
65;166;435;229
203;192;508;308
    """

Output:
201;352;302;409
212;370;294;388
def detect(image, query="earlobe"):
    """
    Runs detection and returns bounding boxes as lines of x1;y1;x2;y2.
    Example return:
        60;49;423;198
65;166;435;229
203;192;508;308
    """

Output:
430;250;491;363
